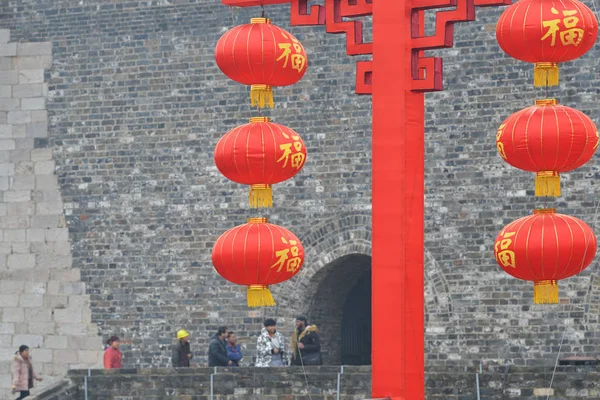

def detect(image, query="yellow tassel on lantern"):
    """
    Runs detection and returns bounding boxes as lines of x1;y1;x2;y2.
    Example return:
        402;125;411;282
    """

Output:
249;184;273;208
534;62;559;87
250;84;275;108
533;280;559;304
247;285;276;308
535;171;561;197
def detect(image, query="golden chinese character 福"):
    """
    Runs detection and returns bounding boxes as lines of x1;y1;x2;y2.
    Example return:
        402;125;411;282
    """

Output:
541;7;584;47
495;230;516;268
277;130;305;169
270;237;302;273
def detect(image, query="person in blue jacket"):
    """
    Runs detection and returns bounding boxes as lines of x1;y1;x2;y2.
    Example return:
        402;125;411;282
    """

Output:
226;332;243;366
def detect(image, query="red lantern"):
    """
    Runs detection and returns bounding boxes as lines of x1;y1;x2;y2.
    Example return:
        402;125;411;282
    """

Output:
494;209;596;304
496;0;598;86
215;18;308;108
214;116;307;208
496;99;598;197
212;218;305;307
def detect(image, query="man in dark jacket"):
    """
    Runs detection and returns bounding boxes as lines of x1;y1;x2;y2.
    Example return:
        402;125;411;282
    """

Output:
172;330;192;368
208;326;232;367
291;316;322;366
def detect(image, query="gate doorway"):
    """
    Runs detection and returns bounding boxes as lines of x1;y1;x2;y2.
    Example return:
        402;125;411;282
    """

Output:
341;269;372;365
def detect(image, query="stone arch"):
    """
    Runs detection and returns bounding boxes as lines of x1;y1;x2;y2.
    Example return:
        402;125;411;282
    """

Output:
268;212;453;365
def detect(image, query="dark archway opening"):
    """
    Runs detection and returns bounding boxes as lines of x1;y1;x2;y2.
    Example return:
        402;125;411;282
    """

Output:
307;254;372;365
341;269;372;365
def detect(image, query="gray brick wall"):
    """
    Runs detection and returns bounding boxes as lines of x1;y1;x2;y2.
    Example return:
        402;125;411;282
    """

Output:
1;0;600;381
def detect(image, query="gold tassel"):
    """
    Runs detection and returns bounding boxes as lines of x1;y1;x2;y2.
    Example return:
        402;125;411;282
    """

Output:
533;280;559;304
250;84;275;108
247;285;276;308
534;62;559;87
535;171;561;197
249;184;273;208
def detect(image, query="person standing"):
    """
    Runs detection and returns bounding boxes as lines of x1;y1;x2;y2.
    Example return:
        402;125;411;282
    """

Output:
208;326;232;367
256;319;288;367
171;330;193;367
226;332;243;366
12;345;42;400
103;336;123;369
291;316;322;366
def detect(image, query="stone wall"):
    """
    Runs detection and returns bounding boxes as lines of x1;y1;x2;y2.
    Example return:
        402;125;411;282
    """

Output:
1;0;600;379
30;365;600;400
0;29;103;399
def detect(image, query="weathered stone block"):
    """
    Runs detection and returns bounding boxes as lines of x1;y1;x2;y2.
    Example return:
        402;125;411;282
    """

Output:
21;97;45;110
10;148;32;161
13;84;43;98
0;215;30;229
12;334;43;348
0;70;17;85
27;121;48;137
11;242;30;254
47;281;84;296
0;30;9;44
0;43;17;57
77;350;102;364
7;111;30;124
31;215;58;228
30;110;47;123
43;295;67;309
4;190;31;202
2;308;24;323
31;348;54;363
54;308;81;324
7;254;35;270
39;254;72;269
0;124;11;138
44;335;68;350
19;293;44;307
0;86;10;97
0;294;19;307
4;229;26;242
37;201;64;215
18;70;44;84
28;322;56;336
7;202;36;216
26;228;46;242
0;162;15;176
0;280;24;294
45;228;68;242
54;350;78;364
31;149;52;162
0;98;19;111
56;324;88;336
25;308;51;322
0;177;8;190
12;56;52;70
0;323;14;335
17;42;52;56
69;336;102;351
34;160;55;175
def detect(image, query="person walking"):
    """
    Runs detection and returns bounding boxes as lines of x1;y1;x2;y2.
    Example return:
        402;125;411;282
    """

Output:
103;336;123;369
12;345;42;400
208;326;232;367
172;329;193;368
256;319;288;367
291;316;322;366
226;332;243;366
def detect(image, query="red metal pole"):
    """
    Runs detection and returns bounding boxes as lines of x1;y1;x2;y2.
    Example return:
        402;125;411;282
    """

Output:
372;0;425;398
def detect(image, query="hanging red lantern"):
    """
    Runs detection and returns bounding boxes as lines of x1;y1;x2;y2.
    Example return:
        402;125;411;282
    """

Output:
212;218;305;307
215;18;308;108
214;116;307;208
496;99;598;197
496;0;598;86
494;209;596;304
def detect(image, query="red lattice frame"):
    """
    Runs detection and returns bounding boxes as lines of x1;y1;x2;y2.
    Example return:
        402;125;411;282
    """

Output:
222;0;510;93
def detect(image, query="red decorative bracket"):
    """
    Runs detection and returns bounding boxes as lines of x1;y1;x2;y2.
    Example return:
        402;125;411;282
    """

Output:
221;0;510;93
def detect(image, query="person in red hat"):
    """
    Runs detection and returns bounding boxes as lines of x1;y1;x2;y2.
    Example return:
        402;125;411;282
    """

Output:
103;336;122;369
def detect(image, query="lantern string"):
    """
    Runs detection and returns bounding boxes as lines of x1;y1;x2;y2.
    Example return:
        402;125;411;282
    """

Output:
261;5;265;18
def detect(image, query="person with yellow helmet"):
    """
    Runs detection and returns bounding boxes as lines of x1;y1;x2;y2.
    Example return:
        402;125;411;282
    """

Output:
171;329;192;367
